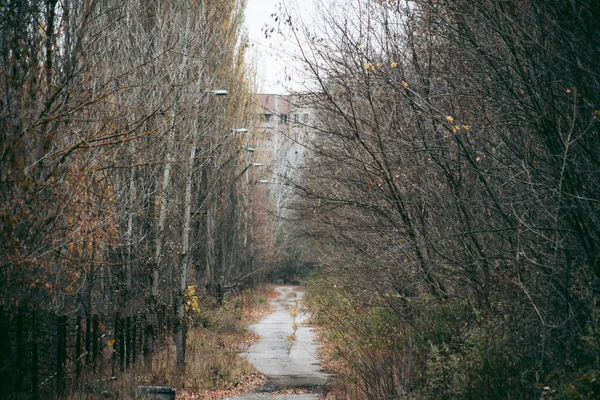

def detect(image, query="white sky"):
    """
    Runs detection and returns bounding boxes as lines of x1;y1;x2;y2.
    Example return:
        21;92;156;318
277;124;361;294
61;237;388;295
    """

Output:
243;0;287;94
243;0;319;94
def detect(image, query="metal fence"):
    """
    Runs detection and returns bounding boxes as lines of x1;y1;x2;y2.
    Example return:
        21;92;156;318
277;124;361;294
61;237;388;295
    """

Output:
0;304;175;399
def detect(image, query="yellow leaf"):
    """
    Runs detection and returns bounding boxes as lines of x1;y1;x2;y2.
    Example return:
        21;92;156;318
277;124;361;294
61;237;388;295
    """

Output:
446;116;454;122
391;61;398;68
401;81;409;87
452;125;459;133
463;125;470;131
364;63;371;70
476;156;481;162
595;110;600;116
376;62;383;68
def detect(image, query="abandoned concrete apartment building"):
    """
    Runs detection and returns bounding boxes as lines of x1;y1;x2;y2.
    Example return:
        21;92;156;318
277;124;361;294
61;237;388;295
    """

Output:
257;94;315;176
256;93;315;213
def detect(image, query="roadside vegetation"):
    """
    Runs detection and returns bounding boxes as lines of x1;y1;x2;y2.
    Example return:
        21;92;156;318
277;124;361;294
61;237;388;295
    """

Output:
276;0;600;398
285;291;300;354
67;285;276;399
0;0;280;398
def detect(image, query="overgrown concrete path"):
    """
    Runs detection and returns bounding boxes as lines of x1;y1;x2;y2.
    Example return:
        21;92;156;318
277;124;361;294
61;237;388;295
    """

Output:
226;286;328;400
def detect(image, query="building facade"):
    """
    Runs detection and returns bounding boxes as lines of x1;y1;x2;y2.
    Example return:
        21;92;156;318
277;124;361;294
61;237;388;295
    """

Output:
255;93;317;217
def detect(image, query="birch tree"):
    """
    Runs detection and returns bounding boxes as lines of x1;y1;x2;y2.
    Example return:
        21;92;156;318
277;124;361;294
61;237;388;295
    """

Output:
1;0;257;386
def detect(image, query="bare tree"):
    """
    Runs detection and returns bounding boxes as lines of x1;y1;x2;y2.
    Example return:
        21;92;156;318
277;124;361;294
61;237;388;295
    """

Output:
0;0;258;392
279;0;600;398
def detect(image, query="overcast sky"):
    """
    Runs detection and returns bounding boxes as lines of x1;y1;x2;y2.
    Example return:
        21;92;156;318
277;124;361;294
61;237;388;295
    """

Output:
244;0;320;94
243;0;287;94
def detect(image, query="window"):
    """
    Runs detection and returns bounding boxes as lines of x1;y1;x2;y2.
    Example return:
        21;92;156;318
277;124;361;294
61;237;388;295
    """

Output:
294;114;298;123
303;113;309;123
280;114;288;124
264;114;272;122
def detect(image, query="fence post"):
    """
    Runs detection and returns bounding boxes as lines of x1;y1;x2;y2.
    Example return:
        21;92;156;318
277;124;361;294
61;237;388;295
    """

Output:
86;317;91;365
143;314;153;369
112;314;119;376
56;315;67;395
216;283;223;305
119;316;125;372
92;315;99;370
126;316;132;370
16;309;23;394
132;315;138;365
31;312;39;400
76;316;82;380
159;304;165;340
0;306;7;395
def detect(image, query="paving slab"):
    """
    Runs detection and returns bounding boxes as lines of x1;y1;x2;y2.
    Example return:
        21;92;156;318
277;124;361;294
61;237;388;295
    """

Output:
226;395;319;400
225;286;329;400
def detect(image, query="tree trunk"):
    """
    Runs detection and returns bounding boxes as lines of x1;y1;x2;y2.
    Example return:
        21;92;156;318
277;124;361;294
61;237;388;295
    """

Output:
175;1;195;367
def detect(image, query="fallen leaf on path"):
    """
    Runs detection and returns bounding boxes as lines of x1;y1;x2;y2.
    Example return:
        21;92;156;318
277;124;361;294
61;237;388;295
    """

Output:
178;372;267;399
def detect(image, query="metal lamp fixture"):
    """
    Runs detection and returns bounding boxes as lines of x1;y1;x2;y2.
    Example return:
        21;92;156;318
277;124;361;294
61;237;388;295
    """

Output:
207;89;228;96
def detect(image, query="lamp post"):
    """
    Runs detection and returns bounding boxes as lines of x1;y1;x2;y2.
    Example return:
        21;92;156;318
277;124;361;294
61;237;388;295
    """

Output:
206;89;228;96
234;162;262;179
177;88;227;368
237;127;261;274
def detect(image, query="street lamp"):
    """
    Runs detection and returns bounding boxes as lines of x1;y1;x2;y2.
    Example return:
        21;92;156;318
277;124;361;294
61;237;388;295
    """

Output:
255;179;269;184
206;89;228;96
235;162;263;179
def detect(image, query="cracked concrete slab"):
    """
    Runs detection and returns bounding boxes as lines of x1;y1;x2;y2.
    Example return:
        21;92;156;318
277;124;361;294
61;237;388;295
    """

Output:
225;286;329;400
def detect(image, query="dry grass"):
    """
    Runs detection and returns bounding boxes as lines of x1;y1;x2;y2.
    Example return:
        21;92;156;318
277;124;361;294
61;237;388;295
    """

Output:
239;284;277;324
178;373;266;400
286;332;297;343
311;327;355;400
149;329;257;391
66;284;276;399
262;284;281;300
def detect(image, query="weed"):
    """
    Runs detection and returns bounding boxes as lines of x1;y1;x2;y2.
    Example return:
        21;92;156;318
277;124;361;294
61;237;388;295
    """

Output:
286;301;299;355
290;304;299;318
286;332;297;343
65;285;274;399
